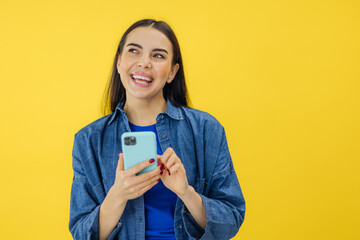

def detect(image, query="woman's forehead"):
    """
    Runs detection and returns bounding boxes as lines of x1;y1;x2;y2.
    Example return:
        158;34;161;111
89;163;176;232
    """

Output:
125;27;173;51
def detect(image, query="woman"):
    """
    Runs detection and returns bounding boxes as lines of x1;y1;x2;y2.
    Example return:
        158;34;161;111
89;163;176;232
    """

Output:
69;19;245;240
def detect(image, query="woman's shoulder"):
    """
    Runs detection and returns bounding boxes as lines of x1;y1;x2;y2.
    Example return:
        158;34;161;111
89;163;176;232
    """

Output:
180;106;224;129
74;113;114;138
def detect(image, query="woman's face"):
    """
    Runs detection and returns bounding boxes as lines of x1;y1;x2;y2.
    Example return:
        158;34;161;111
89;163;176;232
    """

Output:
117;27;179;102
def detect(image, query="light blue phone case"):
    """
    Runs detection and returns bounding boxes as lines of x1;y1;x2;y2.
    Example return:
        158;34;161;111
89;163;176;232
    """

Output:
121;131;157;175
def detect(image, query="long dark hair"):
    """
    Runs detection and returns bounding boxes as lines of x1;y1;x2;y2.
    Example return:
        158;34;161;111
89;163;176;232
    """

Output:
102;19;188;115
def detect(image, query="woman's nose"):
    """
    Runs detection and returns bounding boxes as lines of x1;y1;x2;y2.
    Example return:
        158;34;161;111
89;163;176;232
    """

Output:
137;55;151;69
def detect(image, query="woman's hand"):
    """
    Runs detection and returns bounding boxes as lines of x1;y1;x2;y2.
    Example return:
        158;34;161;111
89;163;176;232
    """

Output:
159;148;190;196
159;148;207;230
99;154;161;240
110;153;161;205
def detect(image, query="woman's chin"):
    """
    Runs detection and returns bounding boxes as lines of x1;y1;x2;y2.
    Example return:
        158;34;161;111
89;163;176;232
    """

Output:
127;92;160;101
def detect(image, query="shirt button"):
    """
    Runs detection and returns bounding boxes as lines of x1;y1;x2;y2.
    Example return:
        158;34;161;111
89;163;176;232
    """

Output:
160;115;164;119
162;134;167;139
178;224;182;229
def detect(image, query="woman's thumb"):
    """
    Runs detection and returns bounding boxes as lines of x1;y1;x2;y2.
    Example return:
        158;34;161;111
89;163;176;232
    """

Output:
117;153;124;171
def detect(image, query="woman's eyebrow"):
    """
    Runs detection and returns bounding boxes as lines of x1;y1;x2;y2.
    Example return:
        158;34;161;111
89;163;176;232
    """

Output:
126;43;142;48
126;43;168;54
152;48;168;54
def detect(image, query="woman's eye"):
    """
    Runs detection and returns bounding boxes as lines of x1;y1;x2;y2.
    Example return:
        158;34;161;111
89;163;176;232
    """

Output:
154;53;164;59
129;48;138;54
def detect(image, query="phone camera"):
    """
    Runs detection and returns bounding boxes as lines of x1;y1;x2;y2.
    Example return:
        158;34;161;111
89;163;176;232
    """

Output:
124;136;136;146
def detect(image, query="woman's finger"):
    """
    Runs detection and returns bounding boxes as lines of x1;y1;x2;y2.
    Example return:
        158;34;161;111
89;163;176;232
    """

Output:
116;153;124;171
130;165;161;185
161;147;175;165
126;158;156;176
169;162;180;174
127;173;160;197
116;162;160;191
121;165;160;191
157;155;163;167
136;178;159;197
165;153;178;170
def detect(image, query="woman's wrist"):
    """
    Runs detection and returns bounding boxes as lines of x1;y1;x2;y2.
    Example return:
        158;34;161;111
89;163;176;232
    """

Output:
177;185;195;203
99;186;128;240
107;186;128;208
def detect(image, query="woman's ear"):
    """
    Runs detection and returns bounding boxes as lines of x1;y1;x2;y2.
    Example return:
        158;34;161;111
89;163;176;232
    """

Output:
167;63;180;84
116;55;121;73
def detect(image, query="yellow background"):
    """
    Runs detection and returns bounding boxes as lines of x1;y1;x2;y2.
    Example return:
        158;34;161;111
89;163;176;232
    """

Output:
1;0;359;239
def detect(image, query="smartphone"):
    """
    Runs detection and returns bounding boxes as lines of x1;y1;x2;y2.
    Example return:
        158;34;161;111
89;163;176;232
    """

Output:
121;131;157;175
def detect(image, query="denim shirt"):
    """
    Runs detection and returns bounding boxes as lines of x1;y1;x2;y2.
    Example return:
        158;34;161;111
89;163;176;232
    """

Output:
69;100;246;240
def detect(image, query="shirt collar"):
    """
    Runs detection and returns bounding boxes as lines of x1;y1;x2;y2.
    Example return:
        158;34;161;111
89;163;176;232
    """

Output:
107;99;183;125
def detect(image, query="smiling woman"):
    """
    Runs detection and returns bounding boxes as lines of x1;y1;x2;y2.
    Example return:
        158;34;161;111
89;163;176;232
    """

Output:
117;27;179;107
69;19;245;240
104;19;188;116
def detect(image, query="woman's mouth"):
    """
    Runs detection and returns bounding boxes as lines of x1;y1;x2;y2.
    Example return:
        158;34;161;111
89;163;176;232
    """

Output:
130;73;153;86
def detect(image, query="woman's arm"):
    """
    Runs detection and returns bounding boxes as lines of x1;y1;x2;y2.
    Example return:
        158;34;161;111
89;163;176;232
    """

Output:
69;135;103;240
69;135;161;240
98;185;127;240
177;185;206;229
159;148;207;229
191;125;245;239
160;124;245;240
99;153;161;240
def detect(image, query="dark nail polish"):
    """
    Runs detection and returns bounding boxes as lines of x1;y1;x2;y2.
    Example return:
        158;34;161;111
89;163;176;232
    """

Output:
160;171;163;175
157;178;161;182
149;159;155;163
167;169;171;176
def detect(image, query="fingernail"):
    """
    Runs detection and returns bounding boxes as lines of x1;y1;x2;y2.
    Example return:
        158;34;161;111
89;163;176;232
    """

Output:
149;159;155;163
160;171;163;175
167;169;171;176
157;178;161;182
160;165;164;171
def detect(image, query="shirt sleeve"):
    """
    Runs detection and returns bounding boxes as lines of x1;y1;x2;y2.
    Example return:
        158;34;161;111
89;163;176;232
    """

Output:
182;125;246;240
69;133;122;240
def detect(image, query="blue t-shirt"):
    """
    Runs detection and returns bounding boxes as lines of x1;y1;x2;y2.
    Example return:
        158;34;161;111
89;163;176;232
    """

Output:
129;122;177;240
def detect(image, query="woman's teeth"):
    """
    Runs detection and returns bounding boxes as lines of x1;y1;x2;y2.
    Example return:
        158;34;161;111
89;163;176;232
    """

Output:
134;79;150;85
131;74;152;85
132;75;152;81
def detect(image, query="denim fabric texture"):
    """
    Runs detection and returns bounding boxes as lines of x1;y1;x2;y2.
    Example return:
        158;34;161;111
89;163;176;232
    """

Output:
69;99;246;240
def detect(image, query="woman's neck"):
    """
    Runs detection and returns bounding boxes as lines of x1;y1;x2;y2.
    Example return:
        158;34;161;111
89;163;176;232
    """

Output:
124;96;167;126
